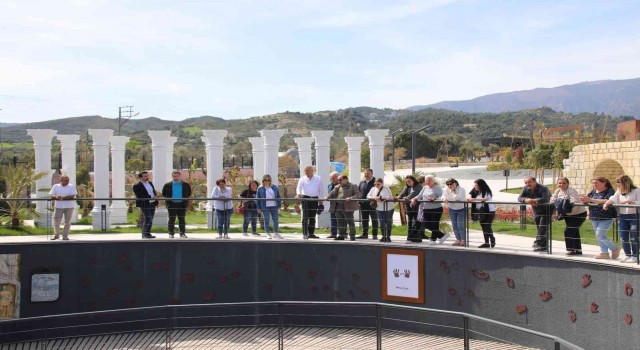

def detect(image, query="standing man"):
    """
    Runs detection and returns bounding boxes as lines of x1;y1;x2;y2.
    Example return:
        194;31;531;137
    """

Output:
357;168;378;239
518;176;552;252
49;175;77;240
133;171;158;239
296;165;323;239
326;175;361;241
326;172;340;239
162;170;192;238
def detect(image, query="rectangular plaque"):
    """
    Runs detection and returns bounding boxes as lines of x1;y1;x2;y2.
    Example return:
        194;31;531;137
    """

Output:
31;273;60;302
381;249;424;304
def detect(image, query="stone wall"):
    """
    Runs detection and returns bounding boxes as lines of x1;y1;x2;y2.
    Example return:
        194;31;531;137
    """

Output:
563;140;640;194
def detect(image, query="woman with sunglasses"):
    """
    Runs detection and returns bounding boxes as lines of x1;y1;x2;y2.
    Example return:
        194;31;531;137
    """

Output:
603;175;640;263
580;176;619;259
550;177;586;255
396;175;423;241
257;174;283;239
443;178;466;246
367;178;394;242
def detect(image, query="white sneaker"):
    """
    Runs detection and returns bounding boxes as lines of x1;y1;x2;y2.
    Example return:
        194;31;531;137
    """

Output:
266;233;273;239
275;233;284;239
620;256;630;262
242;232;249;237
439;233;450;244
224;234;230;239
625;257;638;263
427;240;436;245
217;235;223;239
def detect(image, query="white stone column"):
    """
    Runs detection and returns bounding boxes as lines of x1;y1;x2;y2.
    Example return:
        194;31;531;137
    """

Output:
148;130;172;227
166;136;178;178
294;137;314;175
88;129;113;230
56;134;80;223
248;137;265;181
27;129;57;227
260;130;286;179
203;130;228;227
365;129;389;182
312;130;334;227
109;136;130;224
344;137;365;181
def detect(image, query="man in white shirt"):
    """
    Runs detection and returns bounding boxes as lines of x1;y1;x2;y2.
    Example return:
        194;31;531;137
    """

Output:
49;175;77;240
296;165;323;239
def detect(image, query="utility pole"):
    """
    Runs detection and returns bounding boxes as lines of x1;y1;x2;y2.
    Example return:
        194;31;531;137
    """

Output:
118;106;139;135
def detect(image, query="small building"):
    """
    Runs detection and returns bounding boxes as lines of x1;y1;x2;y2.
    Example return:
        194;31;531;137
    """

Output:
617;120;640;141
481;136;531;148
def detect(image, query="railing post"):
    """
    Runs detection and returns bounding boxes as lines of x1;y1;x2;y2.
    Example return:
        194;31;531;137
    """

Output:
166;306;172;350
463;315;470;350
547;210;552;255
278;303;284;350
376;304;382;350
465;202;469;247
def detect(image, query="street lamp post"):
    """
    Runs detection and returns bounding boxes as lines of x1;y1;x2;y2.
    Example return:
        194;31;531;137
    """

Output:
391;128;403;171
411;125;431;174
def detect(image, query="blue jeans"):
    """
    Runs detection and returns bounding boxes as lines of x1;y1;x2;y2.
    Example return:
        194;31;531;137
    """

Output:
262;207;279;233
449;208;466;241
216;209;233;235
377;210;394;239
140;206;155;235
618;214;639;256
243;208;258;234
591;219;616;253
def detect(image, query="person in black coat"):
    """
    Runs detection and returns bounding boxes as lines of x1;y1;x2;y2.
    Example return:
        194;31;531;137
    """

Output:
357;168;378;239
132;171;158;239
161;171;192;238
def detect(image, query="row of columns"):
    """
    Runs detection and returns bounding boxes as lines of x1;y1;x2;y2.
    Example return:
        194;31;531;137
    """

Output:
26;128;390;229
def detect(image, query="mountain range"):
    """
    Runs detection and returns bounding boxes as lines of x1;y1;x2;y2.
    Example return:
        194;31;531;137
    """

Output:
410;78;640;117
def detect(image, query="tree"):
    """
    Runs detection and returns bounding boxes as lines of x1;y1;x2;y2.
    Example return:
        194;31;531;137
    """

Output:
0;164;48;228
361;144;370;170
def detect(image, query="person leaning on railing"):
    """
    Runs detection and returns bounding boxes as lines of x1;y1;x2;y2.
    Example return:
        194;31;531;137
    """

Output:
367;178;394;243
395;175;422;242
211;178;233;239
603;175;640;263
257;174;283;240
580;176;620;260
550;177;587;256
325;175;361;241
443;178;466;247
518;176;551;252
411;175;448;245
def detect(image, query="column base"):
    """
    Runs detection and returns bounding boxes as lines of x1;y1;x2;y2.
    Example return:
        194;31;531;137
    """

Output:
317;210;331;229
152;208;168;227
206;207;216;230
34;210;52;228
91;207;112;230
110;205;129;225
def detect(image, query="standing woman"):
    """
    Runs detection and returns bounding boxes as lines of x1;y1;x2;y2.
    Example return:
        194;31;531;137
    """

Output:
443;178;466;246
367;178;394;242
550;177;587;255
211;178;233;239
468;179;496;248
257;174;283;239
240;180;260;237
603;175;640;263
396;175;423;241
580;176;620;259
411;175;446;244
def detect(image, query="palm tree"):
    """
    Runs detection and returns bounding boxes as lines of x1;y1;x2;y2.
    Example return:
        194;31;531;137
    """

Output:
0;164;48;228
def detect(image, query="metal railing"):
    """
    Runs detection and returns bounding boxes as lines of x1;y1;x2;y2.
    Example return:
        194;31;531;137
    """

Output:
0;301;583;350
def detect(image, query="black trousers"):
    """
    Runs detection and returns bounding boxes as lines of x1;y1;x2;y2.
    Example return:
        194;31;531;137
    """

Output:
479;211;495;244
423;207;444;241
301;197;318;237
360;203;378;236
406;209;418;237
167;202;187;234
534;213;550;247
563;212;586;252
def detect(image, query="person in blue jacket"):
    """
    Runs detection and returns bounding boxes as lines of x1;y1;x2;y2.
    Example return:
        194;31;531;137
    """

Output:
257;174;283;239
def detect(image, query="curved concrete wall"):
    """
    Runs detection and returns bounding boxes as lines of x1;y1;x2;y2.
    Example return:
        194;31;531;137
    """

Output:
0;241;637;349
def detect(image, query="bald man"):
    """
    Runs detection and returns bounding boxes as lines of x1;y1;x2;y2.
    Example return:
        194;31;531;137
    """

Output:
49;175;77;240
296;165;324;239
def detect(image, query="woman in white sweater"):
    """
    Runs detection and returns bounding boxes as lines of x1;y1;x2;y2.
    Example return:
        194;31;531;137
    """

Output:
367;178;394;243
443;178;466;246
603;175;640;263
550;177;587;256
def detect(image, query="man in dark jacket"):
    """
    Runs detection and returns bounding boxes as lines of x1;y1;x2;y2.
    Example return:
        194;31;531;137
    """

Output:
132;171;158;239
357;168;378;239
326;172;340;239
326;175;361;241
518;176;552;251
162;171;192;238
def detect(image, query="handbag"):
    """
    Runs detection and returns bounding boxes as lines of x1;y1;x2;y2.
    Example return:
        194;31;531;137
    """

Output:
236;205;246;215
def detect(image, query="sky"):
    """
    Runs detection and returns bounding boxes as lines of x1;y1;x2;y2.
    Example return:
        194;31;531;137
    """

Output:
1;0;640;123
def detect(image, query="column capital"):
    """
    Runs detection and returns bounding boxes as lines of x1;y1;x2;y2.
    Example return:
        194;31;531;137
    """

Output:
110;135;130;151
56;134;80;149
311;130;334;147
260;129;286;147
344;136;365;151
294;137;314;149
202;130;228;147
248;136;265;150
88;129;114;146
364;129;389;145
27;129;57;146
148;130;172;142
